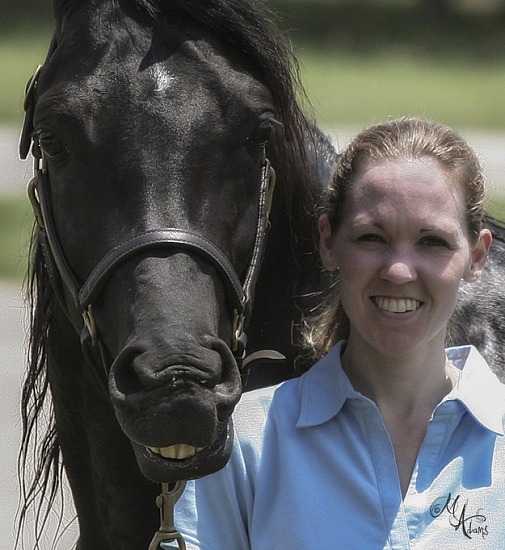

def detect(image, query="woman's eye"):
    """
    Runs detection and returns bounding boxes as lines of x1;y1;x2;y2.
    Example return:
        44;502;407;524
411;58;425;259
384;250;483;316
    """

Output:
358;233;384;243
420;236;449;247
248;118;276;148
36;130;63;158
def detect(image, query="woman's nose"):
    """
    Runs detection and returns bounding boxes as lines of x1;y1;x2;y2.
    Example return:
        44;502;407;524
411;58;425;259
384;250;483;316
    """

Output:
380;249;417;284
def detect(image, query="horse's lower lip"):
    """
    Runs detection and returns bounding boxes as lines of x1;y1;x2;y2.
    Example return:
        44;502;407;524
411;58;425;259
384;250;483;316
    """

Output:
132;419;233;482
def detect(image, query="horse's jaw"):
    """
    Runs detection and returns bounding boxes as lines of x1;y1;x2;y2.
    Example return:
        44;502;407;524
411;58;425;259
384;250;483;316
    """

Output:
131;418;234;482
107;331;242;482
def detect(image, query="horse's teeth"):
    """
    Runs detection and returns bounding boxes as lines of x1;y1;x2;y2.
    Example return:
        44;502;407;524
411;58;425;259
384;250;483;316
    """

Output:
147;444;203;459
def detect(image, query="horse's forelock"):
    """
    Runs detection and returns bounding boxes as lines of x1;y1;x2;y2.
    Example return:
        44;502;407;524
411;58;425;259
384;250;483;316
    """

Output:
131;0;313;206
51;0;311;211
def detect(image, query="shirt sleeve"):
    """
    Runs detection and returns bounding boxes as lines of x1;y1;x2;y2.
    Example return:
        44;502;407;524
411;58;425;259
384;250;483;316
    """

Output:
173;391;272;550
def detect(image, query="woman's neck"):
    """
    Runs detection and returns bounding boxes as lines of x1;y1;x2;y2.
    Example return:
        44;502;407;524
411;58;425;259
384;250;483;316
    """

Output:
340;336;456;498
340;337;452;416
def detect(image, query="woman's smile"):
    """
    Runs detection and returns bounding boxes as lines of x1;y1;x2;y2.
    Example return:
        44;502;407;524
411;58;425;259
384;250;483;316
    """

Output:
372;296;422;314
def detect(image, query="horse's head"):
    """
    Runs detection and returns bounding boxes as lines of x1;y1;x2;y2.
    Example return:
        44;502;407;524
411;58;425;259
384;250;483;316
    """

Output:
22;0;310;482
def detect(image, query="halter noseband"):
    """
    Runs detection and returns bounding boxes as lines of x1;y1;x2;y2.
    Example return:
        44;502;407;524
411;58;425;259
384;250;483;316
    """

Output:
26;155;275;361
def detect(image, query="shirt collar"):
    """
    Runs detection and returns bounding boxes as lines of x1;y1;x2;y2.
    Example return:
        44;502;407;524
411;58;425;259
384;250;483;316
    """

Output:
296;341;359;428
296;342;505;435
445;345;505;436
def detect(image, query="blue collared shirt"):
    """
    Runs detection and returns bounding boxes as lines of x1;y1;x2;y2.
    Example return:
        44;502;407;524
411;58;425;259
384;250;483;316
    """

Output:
174;343;505;549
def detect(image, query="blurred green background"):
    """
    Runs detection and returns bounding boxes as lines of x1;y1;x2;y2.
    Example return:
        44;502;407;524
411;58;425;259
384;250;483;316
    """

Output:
1;0;505;280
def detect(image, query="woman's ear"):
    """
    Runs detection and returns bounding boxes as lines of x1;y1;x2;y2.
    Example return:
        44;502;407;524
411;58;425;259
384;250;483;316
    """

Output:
463;228;492;283
319;214;339;272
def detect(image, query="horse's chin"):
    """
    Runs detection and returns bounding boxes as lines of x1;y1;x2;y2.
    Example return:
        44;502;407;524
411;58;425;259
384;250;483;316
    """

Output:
131;419;233;483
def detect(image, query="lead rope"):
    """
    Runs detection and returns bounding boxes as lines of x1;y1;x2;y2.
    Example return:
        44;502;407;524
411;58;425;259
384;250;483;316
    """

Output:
148;481;187;550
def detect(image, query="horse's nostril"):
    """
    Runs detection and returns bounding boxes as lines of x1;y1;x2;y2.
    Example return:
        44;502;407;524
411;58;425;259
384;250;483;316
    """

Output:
112;360;145;394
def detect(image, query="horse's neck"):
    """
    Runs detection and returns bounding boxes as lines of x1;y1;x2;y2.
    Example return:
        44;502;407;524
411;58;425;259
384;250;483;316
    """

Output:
244;185;317;389
244;131;336;390
47;303;159;548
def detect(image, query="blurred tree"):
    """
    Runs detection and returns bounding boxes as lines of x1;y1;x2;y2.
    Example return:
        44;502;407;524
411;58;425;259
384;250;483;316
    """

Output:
420;0;452;15
1;0;52;27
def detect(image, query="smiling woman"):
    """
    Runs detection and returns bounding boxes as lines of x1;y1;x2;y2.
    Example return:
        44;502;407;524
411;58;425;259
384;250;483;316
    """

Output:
318;155;488;365
174;118;505;549
309;117;492;355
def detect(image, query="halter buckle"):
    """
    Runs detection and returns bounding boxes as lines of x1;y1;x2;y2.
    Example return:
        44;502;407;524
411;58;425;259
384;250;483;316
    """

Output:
23;65;43;112
231;309;245;353
82;305;99;347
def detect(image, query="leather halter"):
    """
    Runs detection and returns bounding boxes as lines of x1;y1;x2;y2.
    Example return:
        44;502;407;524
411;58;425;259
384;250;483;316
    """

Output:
21;49;279;377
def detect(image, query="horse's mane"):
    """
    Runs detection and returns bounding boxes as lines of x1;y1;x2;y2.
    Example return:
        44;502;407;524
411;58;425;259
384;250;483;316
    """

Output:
17;1;314;547
17;238;61;548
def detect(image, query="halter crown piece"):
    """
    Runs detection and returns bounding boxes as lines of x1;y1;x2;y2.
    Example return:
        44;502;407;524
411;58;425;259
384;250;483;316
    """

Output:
21;39;284;550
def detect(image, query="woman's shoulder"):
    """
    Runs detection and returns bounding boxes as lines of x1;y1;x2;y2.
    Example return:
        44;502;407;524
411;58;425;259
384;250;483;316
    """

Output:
233;342;348;437
234;377;302;429
447;344;505;435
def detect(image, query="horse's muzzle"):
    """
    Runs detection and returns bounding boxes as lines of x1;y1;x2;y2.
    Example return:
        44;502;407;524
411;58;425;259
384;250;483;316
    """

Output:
131;418;234;482
108;337;242;482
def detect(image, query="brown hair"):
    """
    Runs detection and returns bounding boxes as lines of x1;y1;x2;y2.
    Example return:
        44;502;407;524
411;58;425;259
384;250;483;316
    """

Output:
304;117;486;359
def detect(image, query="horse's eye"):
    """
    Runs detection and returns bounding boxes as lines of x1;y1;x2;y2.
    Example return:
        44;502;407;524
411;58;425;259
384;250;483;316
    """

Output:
36;130;63;158
248;119;275;148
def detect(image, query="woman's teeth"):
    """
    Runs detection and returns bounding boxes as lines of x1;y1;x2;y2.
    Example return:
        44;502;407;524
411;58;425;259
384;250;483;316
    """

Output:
374;297;421;313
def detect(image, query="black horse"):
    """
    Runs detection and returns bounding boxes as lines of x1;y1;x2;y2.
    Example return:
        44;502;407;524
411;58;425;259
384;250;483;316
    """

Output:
18;0;335;547
17;0;505;548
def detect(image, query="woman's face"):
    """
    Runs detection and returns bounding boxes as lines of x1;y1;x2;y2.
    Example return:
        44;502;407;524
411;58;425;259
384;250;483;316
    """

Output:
319;157;490;358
